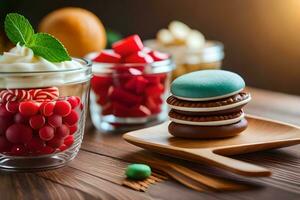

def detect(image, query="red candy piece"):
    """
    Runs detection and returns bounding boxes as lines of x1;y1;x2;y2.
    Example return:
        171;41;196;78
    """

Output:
11;144;27;156
112;102;131;117
29;115;45;129
19;101;39;117
142;47;152;54
130;105;151;117
93;50;121;63
39;125;55;141
64;135;74;147
145;97;162;114
30;87;59;102
56;124;70;139
0;89;31;102
6;124;33;144
91;76;112;93
0;116;13;135
48;114;62;128
63;110;79;126
112;35;144;56
148;50;169;61
101;103;113;115
0;136;12;153
47;137;64;148
124;51;154;64
54;100;72;117
68;124;78;135
109;87;142;106
40;101;55;117
125;76;149;94
145;84;164;97
5;101;19;113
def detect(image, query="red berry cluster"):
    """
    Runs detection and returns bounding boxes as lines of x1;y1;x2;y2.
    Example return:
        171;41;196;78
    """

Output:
91;35;169;118
0;88;81;156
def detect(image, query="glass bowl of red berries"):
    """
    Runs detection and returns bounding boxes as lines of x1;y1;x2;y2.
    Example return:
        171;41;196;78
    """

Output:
88;35;175;131
0;58;92;171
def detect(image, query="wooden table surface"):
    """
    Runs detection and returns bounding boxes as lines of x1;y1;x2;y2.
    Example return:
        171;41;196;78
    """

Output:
1;87;300;200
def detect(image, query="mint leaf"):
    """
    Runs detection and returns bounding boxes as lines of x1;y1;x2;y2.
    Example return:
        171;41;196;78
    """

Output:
4;13;34;45
29;33;71;62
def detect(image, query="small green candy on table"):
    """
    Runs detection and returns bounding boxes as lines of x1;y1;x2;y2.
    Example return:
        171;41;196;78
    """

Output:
125;164;152;180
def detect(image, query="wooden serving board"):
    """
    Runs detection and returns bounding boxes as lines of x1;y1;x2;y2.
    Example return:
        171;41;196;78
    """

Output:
123;115;300;177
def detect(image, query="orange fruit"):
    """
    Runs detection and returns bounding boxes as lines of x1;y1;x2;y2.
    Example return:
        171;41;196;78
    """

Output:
39;7;106;57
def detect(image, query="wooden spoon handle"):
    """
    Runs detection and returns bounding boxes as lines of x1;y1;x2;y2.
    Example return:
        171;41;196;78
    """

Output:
182;149;271;177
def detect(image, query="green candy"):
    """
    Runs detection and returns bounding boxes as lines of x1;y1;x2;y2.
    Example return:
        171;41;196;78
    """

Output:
125;164;151;180
171;70;245;99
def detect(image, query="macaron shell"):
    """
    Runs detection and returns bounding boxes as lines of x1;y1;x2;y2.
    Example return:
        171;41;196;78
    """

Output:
171;70;245;100
168;119;248;139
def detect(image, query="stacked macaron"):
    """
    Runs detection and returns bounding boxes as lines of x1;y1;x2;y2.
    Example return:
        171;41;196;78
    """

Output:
167;70;251;139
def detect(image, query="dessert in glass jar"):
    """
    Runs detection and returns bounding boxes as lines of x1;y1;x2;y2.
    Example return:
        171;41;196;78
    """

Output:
145;21;224;79
0;13;92;171
87;35;175;131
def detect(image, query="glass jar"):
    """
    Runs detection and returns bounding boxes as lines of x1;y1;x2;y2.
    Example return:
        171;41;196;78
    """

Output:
90;59;175;131
0;59;92;171
145;40;224;79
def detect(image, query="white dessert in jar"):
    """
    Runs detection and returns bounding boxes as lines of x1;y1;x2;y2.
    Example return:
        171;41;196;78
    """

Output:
0;44;89;88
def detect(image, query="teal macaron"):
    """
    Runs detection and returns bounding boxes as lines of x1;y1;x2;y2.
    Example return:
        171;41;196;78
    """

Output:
171;70;245;101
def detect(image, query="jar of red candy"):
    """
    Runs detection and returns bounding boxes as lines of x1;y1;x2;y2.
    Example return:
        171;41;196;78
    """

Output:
88;35;175;131
0;50;92;171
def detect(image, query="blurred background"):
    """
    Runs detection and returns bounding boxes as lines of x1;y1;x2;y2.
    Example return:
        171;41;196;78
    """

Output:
1;0;300;95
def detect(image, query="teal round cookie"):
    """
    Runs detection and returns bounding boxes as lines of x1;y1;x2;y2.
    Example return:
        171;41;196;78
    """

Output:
171;70;245;100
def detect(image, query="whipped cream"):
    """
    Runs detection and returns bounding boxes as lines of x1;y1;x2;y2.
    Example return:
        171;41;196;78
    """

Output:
0;44;90;88
0;44;82;72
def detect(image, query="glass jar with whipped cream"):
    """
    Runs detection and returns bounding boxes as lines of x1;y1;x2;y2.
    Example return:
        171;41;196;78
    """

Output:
0;44;92;171
145;21;224;79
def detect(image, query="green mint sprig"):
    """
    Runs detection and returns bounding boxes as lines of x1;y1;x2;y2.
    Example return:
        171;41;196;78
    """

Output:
4;13;71;62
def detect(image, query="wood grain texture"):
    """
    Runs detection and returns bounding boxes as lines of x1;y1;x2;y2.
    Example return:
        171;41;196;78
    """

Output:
0;87;299;200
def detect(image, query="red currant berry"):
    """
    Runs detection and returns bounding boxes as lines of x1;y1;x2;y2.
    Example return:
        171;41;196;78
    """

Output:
67;96;79;109
19;101;39;117
27;137;45;151
14;113;29;124
6;124;33;144
64;135;74;147
47;114;62;128
11;144;27;156
40;146;55;155
56;124;70;139
59;144;68;151
40;101;55;116
0;104;14;117
29;115;45;129
0;116;13;135
39;125;54;141
63;110;79;126
47;137;64;148
54;100;72;117
68;124;78;135
0;136;12;153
